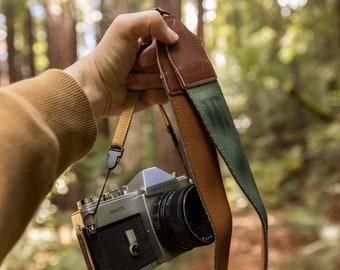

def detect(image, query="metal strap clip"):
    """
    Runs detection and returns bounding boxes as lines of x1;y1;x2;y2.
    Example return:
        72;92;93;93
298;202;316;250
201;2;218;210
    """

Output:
106;146;124;170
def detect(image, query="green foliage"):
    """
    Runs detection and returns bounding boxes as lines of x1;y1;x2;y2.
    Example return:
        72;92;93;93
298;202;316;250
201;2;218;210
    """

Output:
282;206;340;270
207;1;340;268
209;0;340;197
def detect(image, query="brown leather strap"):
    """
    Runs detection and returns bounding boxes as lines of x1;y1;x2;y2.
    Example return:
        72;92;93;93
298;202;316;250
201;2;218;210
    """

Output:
157;14;268;270
157;30;232;269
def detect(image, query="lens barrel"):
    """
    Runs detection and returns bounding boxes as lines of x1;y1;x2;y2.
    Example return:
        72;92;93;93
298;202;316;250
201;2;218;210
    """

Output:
152;185;214;251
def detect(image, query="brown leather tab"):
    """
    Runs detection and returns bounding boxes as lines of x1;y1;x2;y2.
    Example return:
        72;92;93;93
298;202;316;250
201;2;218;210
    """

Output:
157;35;184;96
163;16;217;89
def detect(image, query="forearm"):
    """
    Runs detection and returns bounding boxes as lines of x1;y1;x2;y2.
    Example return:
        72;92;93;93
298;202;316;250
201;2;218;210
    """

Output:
0;70;97;261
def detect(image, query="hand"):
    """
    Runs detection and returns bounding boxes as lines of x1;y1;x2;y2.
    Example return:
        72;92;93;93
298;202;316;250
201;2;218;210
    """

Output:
127;38;169;112
65;10;178;118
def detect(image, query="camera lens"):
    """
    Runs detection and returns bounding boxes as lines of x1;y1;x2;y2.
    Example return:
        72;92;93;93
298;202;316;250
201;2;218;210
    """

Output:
152;185;214;251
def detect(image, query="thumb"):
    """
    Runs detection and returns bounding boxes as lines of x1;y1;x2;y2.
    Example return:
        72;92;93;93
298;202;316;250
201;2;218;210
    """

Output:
148;10;179;44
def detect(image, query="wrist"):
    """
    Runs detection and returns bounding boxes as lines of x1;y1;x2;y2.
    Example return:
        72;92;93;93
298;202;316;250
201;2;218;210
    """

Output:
64;59;103;118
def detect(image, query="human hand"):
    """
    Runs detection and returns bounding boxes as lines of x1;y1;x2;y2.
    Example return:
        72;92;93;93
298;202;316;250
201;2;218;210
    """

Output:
127;38;169;112
65;10;178;118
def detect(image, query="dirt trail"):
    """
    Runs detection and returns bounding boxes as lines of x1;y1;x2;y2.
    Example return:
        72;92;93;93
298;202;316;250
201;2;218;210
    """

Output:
164;212;315;270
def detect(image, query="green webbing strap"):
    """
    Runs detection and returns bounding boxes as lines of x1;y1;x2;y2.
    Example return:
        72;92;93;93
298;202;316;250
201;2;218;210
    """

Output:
186;81;268;269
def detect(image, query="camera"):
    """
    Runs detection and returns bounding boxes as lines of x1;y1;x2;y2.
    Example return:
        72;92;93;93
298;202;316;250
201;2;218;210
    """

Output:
71;167;214;270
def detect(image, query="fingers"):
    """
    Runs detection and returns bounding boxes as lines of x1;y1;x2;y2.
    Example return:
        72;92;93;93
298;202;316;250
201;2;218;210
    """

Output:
137;39;157;68
147;10;178;44
76;9;177;118
136;88;169;112
127;72;163;90
113;10;178;45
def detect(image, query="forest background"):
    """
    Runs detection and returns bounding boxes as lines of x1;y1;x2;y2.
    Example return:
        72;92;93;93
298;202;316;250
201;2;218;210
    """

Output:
0;0;339;269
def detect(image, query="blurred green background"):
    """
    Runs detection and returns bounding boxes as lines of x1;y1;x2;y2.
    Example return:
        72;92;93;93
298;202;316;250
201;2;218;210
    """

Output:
0;0;339;269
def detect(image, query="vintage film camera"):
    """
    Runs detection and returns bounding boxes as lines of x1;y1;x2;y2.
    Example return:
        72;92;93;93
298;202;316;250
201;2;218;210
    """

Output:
71;167;214;270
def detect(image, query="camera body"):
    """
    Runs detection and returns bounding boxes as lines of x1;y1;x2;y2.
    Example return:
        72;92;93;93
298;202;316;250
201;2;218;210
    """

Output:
71;167;214;270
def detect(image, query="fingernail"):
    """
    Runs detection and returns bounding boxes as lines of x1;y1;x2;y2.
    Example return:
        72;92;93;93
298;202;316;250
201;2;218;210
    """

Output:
168;29;179;42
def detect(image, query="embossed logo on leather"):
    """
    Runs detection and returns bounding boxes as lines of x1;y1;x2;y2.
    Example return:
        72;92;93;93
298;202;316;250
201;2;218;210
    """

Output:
199;94;230;132
178;60;209;75
165;16;176;27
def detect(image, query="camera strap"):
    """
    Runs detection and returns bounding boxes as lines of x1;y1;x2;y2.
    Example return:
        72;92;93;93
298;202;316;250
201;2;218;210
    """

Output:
106;91;139;170
92;91;139;217
156;14;268;270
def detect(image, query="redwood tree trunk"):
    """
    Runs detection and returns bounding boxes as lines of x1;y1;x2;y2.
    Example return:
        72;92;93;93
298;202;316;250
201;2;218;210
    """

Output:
154;0;181;18
197;0;204;38
45;1;77;69
26;9;36;77
4;1;17;83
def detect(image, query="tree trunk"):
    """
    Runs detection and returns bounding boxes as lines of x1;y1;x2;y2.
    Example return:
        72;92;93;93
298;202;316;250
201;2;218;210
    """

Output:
45;1;77;69
112;0;135;19
154;0;181;18
4;1;17;83
26;8;36;77
197;0;204;38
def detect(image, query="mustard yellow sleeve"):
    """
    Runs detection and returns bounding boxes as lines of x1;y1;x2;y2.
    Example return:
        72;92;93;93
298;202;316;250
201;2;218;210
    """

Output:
0;69;97;261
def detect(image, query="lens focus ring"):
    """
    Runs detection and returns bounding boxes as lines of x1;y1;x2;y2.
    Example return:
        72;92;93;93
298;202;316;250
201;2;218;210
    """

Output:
152;185;214;251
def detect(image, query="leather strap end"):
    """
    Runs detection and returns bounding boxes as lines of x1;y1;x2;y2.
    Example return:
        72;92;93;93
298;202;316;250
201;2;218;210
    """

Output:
163;16;217;89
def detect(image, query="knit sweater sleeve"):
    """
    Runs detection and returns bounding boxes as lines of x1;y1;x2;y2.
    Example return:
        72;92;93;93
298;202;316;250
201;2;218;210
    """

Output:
0;69;97;261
